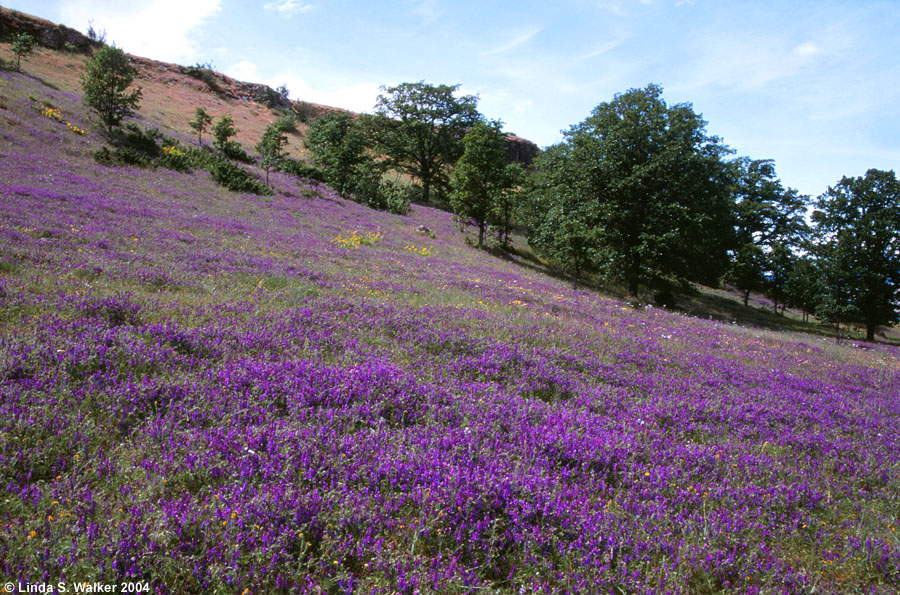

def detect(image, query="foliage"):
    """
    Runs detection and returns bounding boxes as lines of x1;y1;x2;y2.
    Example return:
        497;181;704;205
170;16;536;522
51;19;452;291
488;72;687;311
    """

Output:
10;33;35;72
726;242;768;306
730;157;810;311
492;162;525;248
272;110;299;134
189;106;213;144
527;84;734;297
449;121;517;248
812;168;900;341
784;255;822;322
367;81;482;204
210;159;271;195
305;111;372;196
524;144;598;288
212;115;236;152
92;123;190;172
81;45;142;131
294;101;320;123
365;179;412;215
255;122;289;187
279;157;326;183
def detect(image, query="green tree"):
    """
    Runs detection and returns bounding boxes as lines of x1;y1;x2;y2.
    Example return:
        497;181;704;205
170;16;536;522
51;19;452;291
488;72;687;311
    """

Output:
367;81;481;204
255;123;288;187
305;111;372;196
212;116;236;152
727;242;767;306
10;33;35;72
785;255;822;323
529;84;734;298
492;162;525;248
729;158;810;312
524;143;597;288
189;107;213;145
449;121;516;248
812;168;900;341
81;45;142;131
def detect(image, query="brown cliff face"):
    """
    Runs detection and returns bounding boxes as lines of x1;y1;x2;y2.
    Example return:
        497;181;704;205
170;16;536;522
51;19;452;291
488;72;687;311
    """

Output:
0;6;99;53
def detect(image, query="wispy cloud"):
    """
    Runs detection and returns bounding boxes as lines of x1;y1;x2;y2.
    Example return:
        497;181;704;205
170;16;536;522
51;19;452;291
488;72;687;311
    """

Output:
677;33;828;92
578;35;628;60
263;0;314;18
481;27;543;56
58;0;221;63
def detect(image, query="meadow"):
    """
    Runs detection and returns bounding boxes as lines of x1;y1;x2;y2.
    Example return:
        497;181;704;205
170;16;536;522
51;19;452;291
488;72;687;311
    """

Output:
1;58;899;594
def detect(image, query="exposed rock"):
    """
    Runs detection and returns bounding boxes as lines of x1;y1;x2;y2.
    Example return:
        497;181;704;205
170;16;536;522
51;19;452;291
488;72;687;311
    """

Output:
0;7;99;53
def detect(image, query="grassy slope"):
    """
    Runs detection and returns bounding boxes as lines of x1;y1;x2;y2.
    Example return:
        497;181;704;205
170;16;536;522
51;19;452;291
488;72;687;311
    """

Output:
1;45;899;593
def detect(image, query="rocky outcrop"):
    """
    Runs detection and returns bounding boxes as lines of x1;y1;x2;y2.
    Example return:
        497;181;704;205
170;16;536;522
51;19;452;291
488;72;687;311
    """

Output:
0;7;99;53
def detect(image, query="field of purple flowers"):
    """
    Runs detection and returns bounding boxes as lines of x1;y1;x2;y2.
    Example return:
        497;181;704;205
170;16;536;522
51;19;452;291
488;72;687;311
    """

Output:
1;65;899;594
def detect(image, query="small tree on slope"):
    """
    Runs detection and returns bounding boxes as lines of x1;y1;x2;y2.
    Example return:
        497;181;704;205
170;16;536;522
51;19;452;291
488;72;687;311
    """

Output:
190;107;213;145
81;45;142;132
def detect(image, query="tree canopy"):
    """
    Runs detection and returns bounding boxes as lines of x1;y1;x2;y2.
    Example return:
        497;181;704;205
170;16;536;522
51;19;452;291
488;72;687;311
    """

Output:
729;158;810;309
450;120;518;248
367;81;481;204
305;111;373;197
81;45;142;131
189;107;213;145
813;168;900;341
527;84;734;297
255;123;289;187
11;33;35;72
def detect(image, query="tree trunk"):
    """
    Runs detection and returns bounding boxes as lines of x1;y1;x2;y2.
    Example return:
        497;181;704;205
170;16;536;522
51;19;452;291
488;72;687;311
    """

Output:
742;290;750;307
477;221;485;248
628;277;639;297
866;324;876;342
422;177;431;204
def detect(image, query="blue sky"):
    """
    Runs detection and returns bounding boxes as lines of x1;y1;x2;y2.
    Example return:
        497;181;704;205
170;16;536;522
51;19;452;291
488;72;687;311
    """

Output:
8;0;899;199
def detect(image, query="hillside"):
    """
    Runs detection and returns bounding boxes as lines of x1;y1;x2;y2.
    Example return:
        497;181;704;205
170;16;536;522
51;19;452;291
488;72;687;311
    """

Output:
0;7;539;169
2;12;900;595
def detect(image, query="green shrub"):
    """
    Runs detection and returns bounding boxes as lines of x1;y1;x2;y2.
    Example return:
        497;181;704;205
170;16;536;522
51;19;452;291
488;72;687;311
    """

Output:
93;123;190;172
295;101;319;123
210;159;270;195
378;180;413;215
184;145;218;170
280;158;326;183
185;61;220;91
222;140;253;163
158;147;192;172
272;110;299;134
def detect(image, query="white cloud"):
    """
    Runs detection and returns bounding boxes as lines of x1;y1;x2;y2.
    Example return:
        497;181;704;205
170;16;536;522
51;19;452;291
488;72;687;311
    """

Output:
263;0;314;18
58;0;221;63
225;59;381;113
793;41;823;57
